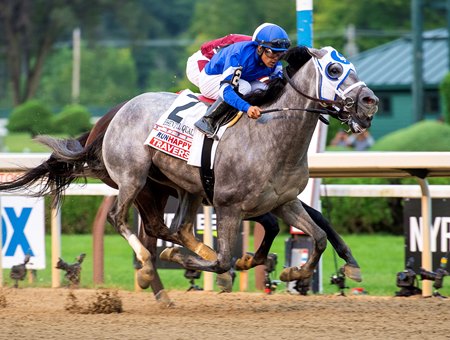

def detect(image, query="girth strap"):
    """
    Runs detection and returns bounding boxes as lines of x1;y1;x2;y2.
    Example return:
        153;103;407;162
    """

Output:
199;137;215;205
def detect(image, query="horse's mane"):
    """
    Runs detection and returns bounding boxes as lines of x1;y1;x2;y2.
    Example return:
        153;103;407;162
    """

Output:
244;46;312;106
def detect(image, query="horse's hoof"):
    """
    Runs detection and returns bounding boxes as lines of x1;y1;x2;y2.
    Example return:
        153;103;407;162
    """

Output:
155;289;175;308
137;266;154;289
279;266;312;282
234;254;253;270
160;247;178;262
343;264;362;282
216;272;233;293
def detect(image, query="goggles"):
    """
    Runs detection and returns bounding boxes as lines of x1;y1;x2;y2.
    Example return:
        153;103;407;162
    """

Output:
257;39;291;51
263;48;285;59
258;38;291;51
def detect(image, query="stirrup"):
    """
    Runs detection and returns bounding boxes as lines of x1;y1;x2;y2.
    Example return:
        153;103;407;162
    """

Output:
195;119;220;140
204;125;220;140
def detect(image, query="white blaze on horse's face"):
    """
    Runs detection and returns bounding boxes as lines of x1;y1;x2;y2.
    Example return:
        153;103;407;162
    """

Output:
313;46;365;103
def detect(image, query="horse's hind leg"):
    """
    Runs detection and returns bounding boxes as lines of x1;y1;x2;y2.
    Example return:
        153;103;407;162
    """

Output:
301;202;361;282
137;228;174;307
107;185;155;288
273;199;327;283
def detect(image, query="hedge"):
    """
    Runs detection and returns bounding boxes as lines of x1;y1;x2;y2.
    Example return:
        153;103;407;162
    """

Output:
7;100;54;136
52;104;92;136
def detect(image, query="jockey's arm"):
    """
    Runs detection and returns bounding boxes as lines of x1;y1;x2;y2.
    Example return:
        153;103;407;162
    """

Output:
220;82;261;119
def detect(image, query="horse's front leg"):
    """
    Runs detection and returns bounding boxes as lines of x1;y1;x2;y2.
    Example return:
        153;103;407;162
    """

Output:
273;199;327;283
301;202;362;282
235;213;279;270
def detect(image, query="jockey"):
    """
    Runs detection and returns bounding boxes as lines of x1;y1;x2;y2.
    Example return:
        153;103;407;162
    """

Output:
186;34;252;88
191;23;291;138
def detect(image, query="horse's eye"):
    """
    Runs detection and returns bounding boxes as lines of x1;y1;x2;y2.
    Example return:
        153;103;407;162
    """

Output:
326;63;344;80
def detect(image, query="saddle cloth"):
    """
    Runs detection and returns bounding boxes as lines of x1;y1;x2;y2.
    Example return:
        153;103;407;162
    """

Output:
144;89;227;168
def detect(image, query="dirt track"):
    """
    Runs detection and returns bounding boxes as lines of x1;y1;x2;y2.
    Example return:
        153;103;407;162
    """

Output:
0;288;449;340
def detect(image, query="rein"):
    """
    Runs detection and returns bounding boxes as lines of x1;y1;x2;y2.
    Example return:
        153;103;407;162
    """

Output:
260;107;331;124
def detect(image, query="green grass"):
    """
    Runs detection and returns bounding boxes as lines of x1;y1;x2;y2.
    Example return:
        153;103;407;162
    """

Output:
3;233;448;297
3;132;65;152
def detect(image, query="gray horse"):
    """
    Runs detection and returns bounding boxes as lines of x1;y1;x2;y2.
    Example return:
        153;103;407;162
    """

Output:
1;46;378;291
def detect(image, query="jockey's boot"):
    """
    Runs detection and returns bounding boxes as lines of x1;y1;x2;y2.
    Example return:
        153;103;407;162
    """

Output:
194;97;229;138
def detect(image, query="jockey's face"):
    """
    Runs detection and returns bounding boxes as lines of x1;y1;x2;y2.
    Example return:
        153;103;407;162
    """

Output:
260;47;284;68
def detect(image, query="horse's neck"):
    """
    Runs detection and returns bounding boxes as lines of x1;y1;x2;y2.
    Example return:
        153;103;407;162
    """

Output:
261;64;320;160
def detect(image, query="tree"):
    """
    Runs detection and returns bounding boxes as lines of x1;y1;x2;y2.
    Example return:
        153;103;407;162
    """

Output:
314;0;446;52
0;0;108;105
189;0;296;42
38;46;137;107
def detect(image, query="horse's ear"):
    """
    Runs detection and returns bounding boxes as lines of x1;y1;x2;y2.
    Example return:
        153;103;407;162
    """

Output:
307;47;327;59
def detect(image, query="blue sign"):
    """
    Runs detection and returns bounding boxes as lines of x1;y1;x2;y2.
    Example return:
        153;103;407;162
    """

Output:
1;196;45;269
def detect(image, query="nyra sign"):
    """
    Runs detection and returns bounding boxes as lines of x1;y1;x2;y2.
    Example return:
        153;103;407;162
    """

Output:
1;196;45;269
403;198;450;272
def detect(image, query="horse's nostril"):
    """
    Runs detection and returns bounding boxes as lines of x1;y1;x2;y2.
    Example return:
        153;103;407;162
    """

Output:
363;96;379;106
364;97;373;105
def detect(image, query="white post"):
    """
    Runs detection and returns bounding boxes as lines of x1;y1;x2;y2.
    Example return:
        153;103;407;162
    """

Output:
202;205;214;291
51;204;61;288
72;28;81;104
417;178;432;297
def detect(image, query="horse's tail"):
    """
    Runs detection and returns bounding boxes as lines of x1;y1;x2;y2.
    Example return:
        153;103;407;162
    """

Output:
0;132;106;206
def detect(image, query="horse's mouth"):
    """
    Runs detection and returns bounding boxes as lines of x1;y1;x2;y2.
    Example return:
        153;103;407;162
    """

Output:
348;119;367;133
337;110;372;133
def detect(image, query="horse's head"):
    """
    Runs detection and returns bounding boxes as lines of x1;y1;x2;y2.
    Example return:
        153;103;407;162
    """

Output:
308;46;378;133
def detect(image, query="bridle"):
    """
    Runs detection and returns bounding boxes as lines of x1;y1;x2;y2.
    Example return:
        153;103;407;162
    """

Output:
281;65;367;125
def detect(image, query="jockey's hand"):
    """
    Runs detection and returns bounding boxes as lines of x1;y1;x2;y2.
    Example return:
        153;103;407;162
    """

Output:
247;106;262;119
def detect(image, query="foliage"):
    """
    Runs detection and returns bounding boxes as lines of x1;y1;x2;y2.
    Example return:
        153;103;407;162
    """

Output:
6;100;54;136
2;0;446;110
189;0;296;41
0;0;108;105
314;0;445;52
39;47;137;107
102;0;194;93
44;194;136;235
52;104;92;136
321;177;400;234
371;120;450;151
440;72;450;124
44;196;105;234
325;118;350;147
